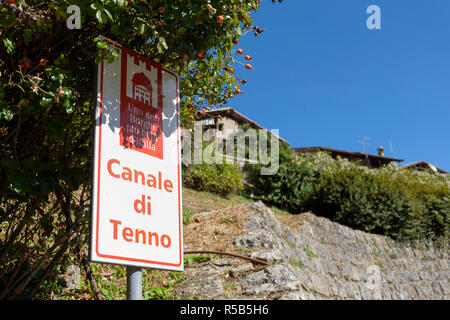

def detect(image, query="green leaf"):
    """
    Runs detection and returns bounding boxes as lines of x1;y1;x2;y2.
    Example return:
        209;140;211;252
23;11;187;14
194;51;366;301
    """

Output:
96;41;107;50
236;25;242;37
159;37;168;50
117;0;127;8
138;23;146;35
3;37;15;54
23;29;32;44
63;98;72;114
103;9;114;23
156;42;163;53
0;109;13;121
40;97;53;107
96;10;103;23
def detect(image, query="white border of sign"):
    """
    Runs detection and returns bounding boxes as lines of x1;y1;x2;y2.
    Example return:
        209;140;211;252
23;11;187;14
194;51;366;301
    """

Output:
89;40;183;271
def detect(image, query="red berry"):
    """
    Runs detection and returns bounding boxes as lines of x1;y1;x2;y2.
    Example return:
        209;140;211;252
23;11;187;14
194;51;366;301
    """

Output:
245;64;253;70
245;55;252;60
236;49;244;54
195;217;201;223
216;15;224;23
20;58;31;69
39;59;48;66
158;7;165;14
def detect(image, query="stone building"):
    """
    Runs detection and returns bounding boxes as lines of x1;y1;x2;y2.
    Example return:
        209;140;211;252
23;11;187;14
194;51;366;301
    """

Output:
402;161;448;174
194;107;288;145
293;146;404;169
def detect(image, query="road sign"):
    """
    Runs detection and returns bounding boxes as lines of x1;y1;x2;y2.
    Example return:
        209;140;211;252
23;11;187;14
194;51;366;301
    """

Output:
90;41;183;271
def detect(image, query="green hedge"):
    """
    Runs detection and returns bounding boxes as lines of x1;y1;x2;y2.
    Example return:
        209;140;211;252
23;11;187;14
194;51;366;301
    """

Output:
245;152;449;241
183;163;243;197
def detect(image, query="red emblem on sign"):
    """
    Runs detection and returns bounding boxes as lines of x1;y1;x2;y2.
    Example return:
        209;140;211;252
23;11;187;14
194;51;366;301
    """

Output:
120;47;163;159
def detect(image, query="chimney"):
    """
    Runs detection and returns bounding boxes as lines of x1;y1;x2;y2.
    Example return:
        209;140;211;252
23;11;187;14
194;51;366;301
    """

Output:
377;146;385;157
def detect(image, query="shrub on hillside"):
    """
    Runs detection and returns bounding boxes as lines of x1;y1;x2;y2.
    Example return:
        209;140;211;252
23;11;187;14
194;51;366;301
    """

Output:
183;163;243;197
245;152;450;241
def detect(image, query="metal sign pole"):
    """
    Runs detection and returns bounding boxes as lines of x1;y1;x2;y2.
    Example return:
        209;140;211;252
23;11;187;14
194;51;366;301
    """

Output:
127;266;142;300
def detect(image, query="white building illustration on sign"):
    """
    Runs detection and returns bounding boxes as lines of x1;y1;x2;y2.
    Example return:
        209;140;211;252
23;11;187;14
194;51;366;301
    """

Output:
124;52;158;111
132;72;153;106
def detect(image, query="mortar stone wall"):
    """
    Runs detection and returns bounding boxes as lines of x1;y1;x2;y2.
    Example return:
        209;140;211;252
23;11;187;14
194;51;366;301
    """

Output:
176;202;449;300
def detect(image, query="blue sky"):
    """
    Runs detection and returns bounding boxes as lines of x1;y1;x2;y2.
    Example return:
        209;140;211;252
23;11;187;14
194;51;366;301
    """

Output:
227;0;450;171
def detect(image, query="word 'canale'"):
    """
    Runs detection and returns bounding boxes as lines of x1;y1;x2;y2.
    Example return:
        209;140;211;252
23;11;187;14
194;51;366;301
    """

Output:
107;159;174;193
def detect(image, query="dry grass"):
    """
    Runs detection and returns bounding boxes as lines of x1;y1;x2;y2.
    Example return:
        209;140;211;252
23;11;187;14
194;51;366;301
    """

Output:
276;214;304;231
52;188;296;300
183;204;258;252
54;195;261;300
182;188;252;214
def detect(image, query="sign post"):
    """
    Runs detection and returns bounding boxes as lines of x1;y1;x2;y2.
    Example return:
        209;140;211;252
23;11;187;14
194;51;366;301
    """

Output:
90;40;183;300
127;266;142;300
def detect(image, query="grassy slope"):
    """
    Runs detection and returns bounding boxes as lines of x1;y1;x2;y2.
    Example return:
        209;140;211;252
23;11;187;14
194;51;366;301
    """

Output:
45;188;289;300
182;188;253;223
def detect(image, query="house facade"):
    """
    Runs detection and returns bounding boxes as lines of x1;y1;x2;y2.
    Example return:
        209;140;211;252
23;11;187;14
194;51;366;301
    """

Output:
293;146;404;169
403;161;448;174
194;107;288;145
194;107;288;165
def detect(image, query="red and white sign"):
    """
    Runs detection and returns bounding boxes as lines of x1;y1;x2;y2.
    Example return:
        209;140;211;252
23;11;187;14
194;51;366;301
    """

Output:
90;41;183;271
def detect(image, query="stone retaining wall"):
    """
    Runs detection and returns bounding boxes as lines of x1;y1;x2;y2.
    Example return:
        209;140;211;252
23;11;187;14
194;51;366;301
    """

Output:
175;202;449;300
